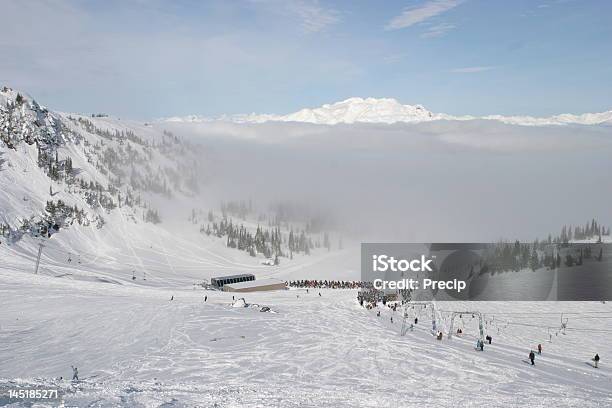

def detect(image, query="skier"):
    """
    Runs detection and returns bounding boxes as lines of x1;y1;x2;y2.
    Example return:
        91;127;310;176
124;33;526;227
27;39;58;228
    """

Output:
318;292;321;297
390;316;393;323
377;310;381;317
529;350;535;365
414;317;418;325
538;343;542;355
204;295;208;302
306;289;309;294
71;365;79;381
170;295;174;301
486;335;492;344
594;353;600;368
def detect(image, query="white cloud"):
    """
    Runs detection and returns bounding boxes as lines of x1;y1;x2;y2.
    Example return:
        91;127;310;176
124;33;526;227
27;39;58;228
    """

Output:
386;0;463;30
450;66;495;73
251;0;340;33
289;0;340;33
420;22;456;38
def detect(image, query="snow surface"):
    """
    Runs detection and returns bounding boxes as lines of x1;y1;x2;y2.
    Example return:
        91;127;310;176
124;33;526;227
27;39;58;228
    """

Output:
2;214;610;406
162;97;612;127
1;268;612;407
1;224;611;407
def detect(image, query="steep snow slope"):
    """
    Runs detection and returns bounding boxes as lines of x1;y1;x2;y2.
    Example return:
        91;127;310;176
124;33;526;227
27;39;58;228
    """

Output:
163;96;612;127
1;86;203;239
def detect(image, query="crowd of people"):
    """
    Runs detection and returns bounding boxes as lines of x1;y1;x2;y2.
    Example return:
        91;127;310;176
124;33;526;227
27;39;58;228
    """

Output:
288;280;371;289
357;287;388;306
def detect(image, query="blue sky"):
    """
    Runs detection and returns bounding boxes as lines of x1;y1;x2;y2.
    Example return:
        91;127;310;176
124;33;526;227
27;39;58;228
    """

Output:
1;0;611;119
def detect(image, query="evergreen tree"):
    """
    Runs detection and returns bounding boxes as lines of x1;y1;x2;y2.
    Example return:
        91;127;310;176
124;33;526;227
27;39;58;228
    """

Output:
529;246;539;271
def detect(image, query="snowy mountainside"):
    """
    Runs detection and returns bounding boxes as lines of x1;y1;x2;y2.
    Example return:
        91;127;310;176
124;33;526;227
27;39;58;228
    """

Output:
0;86;203;243
0;86;352;286
163;96;612;127
250;97;434;125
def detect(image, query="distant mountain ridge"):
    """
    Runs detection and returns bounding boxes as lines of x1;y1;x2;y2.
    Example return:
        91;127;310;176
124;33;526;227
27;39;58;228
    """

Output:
163;97;612;127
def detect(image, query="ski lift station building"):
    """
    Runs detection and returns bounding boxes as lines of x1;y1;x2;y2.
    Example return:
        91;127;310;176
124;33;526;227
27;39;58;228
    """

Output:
211;273;255;289
211;274;287;292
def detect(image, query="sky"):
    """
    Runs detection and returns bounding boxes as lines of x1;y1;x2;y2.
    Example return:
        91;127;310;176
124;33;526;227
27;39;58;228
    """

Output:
1;0;611;119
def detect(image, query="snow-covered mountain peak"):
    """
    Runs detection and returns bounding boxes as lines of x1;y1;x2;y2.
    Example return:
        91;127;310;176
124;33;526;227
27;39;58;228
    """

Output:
321;96;409;108
1;86;46;114
281;97;434;125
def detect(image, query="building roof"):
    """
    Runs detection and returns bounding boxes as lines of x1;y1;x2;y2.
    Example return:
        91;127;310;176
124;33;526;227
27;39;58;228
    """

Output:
223;278;285;290
211;273;255;281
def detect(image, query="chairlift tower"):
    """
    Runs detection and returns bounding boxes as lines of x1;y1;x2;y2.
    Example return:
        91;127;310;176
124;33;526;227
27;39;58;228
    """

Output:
560;313;568;335
400;301;437;336
448;311;485;343
34;242;44;274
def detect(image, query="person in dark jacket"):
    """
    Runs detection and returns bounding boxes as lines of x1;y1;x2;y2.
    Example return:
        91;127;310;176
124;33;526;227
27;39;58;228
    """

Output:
538;343;542;355
529;350;535;365
594;353;600;368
